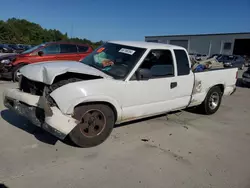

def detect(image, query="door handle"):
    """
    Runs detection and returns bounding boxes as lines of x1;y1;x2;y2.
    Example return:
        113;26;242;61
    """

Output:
170;82;177;89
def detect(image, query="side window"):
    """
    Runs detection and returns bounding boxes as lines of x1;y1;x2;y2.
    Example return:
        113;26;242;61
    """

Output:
78;45;89;52
139;50;175;78
60;44;77;54
42;44;60;55
174;50;190;76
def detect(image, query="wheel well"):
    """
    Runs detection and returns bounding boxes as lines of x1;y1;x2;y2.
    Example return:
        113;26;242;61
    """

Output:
13;63;28;70
15;62;28;66
212;84;224;94
74;101;118;122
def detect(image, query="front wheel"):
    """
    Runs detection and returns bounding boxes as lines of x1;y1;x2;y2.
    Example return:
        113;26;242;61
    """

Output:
12;64;26;82
198;86;222;115
69;104;115;148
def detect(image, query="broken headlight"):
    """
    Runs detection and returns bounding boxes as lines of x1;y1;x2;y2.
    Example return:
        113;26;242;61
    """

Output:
1;59;11;64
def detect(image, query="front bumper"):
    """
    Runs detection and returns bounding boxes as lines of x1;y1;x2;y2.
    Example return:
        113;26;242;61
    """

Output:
230;87;236;95
3;88;78;139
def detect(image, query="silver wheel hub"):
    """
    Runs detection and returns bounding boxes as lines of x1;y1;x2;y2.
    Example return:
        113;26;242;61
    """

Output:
209;92;219;110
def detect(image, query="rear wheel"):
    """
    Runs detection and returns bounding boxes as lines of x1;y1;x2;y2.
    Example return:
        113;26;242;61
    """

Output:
12;64;26;82
198;86;222;115
69;104;115;148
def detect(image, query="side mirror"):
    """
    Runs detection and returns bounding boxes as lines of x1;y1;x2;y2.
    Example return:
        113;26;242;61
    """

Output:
136;68;152;80
38;51;44;56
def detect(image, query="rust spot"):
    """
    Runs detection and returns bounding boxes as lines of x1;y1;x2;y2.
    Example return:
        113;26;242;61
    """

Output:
121;116;138;121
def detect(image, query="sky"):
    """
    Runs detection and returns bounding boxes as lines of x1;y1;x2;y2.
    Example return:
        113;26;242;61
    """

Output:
0;0;249;42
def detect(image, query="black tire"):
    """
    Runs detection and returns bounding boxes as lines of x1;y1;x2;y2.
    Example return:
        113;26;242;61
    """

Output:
69;104;115;148
198;86;222;115
12;64;26;82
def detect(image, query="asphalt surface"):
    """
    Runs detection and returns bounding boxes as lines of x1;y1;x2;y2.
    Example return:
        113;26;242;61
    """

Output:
0;71;250;188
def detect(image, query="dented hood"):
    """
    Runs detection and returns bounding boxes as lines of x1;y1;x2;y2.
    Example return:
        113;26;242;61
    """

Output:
20;61;112;85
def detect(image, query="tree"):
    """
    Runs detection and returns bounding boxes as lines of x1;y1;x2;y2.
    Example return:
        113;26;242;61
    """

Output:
0;18;102;48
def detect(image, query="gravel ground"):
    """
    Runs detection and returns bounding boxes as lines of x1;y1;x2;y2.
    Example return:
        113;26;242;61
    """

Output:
0;71;249;188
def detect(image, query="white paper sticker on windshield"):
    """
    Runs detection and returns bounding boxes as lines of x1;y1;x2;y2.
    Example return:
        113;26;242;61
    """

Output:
119;48;135;55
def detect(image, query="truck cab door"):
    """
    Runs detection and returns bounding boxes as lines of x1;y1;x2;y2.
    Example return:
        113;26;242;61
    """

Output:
172;49;194;108
121;49;185;120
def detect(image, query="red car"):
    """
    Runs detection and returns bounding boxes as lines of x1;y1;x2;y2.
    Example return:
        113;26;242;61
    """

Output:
0;41;93;81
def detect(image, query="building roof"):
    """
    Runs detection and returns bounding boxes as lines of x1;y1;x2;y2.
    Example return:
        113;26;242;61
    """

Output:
109;41;185;50
145;32;250;38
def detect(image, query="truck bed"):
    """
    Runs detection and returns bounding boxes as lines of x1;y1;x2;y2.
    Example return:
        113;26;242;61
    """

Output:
189;67;238;107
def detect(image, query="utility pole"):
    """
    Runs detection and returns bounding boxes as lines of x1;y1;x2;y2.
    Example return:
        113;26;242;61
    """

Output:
70;24;74;38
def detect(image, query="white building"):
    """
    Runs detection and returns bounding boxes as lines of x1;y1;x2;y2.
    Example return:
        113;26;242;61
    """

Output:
145;32;250;56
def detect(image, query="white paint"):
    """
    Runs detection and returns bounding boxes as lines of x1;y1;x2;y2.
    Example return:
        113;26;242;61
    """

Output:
189;68;237;107
3;88;79;136
3;41;238;137
45;107;78;135
19;60;112;85
119;48;135;55
3;88;40;106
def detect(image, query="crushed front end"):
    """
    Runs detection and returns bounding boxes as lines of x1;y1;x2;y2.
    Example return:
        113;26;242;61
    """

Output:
3;76;78;139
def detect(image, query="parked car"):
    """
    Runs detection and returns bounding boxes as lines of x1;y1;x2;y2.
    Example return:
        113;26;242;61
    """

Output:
189;53;207;61
0;41;93;81
0;44;15;53
6;44;24;53
242;67;250;87
3;41;237;147
217;55;245;69
208;54;223;59
243;55;250;67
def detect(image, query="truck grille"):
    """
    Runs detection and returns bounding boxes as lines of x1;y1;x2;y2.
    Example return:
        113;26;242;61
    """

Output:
19;76;45;96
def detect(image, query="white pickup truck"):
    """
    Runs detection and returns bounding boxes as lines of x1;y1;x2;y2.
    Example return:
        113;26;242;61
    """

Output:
3;41;237;147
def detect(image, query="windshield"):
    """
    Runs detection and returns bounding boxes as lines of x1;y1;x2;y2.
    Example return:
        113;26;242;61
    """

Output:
80;43;146;79
21;43;46;54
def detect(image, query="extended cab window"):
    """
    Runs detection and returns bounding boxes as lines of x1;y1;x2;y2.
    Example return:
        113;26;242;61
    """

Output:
60;44;77;53
78;45;89;52
174;49;190;76
42;44;60;54
139;50;175;78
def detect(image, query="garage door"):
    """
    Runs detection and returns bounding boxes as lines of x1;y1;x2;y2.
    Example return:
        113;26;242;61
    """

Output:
170;40;188;49
233;39;250;56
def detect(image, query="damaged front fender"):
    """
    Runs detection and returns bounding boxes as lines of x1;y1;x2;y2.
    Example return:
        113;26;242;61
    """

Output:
49;81;122;122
